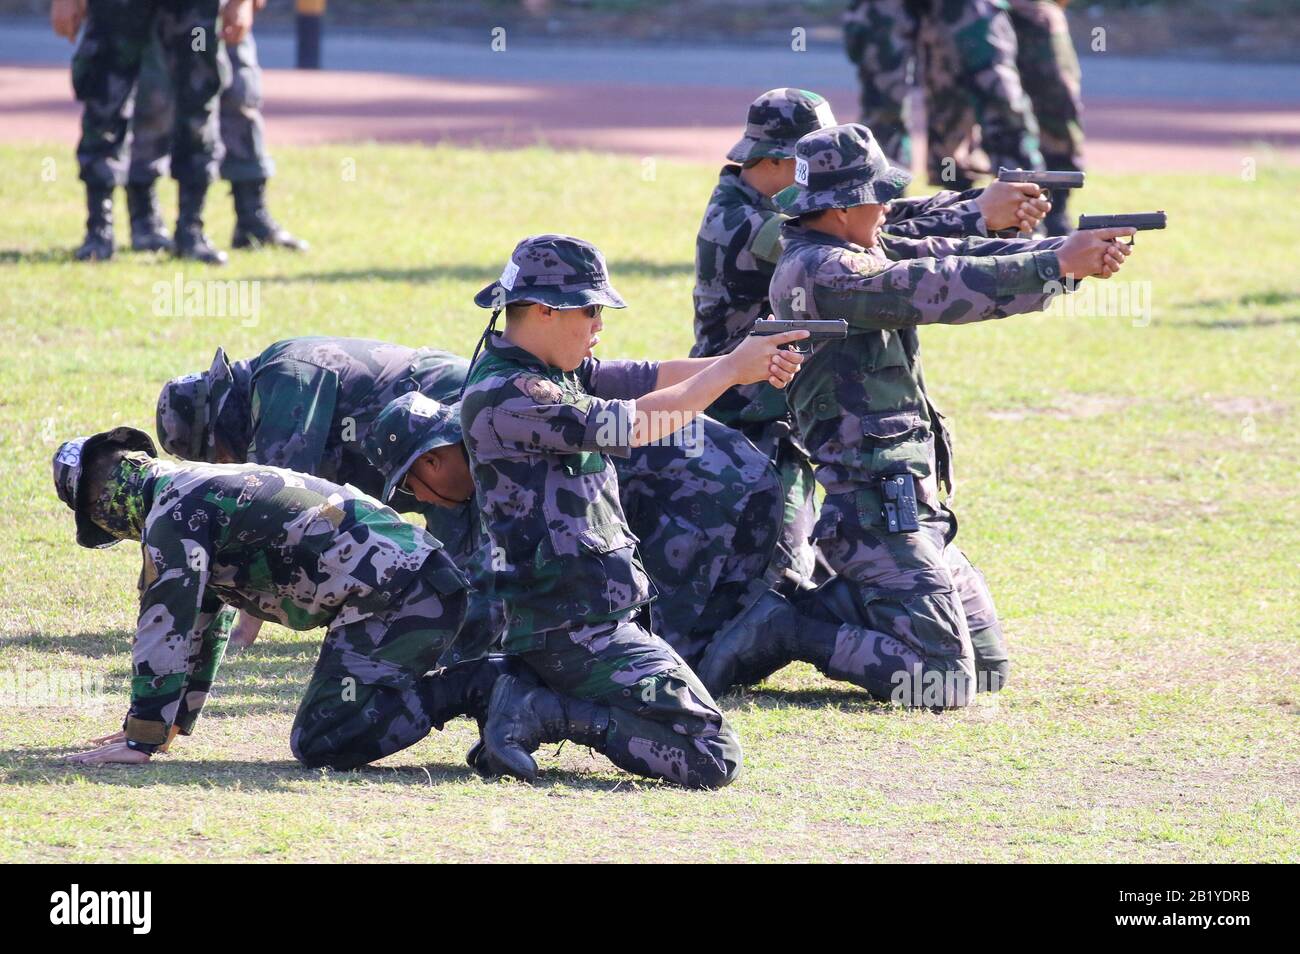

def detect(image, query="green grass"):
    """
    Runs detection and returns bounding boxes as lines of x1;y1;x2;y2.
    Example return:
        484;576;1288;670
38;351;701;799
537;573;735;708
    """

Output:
1;142;1297;862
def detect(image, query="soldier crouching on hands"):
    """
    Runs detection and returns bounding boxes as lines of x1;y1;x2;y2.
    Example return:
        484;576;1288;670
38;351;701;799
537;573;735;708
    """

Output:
698;123;1133;708
458;234;808;788
51;427;518;769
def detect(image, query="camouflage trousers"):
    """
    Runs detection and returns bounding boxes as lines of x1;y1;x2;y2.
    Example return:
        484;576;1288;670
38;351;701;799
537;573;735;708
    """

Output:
926;0;1083;184
615;415;784;666
844;0;1043;177
73;0;221;187
290;552;470;770
795;490;1007;706
520;618;743;789
129;33;274;184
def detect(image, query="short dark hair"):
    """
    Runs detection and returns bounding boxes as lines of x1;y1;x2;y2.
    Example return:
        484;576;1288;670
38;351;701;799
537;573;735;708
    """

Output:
505;301;537;321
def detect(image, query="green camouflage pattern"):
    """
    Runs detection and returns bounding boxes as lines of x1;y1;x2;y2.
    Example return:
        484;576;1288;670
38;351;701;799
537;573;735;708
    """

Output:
725;87;838;163
76;455;468;753
925;0;1083;184
52;425;158;548
363;391;464;505
843;0;1043;175
156;338;469;503
773;123;912;217
130;32;274;184
72;0;221;187
765;220;1066;701
474;234;627;311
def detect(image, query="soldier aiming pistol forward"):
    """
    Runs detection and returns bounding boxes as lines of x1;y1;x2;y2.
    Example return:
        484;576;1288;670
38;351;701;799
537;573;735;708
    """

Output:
458;235;809;788
693;87;1053;588
52;427;517;768
698;123;1135;708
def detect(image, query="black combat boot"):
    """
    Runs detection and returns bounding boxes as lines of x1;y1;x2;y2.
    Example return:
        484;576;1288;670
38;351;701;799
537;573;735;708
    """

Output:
420;654;521;732
695;590;803;697
1044;188;1074;237
231;178;308;251
174;181;227;265
74;185;115;261
126;181;172;252
476;675;610;782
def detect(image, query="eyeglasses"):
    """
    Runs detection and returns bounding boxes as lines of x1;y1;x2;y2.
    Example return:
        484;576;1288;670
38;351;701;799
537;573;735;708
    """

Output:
580;305;603;319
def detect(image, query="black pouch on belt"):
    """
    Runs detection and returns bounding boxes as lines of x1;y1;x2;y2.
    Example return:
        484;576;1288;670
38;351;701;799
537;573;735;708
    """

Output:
880;474;920;534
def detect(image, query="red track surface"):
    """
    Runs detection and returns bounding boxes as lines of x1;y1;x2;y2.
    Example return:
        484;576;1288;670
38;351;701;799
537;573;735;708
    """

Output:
4;64;1298;172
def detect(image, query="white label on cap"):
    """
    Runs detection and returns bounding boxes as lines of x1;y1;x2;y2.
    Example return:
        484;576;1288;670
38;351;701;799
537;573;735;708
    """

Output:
813;100;836;127
56;441;84;468
794;157;810;186
408;394;439;419
174;372;203;385
499;260;520;291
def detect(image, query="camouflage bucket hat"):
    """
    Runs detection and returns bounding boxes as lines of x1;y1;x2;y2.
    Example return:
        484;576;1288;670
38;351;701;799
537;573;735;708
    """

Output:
774;123;912;217
473;234;628;311
155;347;237;460
52;425;157;548
364;392;464;503
727;88;837;163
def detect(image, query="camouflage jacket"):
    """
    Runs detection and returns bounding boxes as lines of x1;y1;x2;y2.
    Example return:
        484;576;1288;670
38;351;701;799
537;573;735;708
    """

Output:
241;338;468;499
460;333;659;650
692;164;991;437
120;459;449;750
769;222;1064;507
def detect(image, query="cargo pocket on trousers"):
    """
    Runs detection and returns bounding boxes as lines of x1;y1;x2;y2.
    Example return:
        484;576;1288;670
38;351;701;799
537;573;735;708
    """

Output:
895;588;969;661
576;524;655;615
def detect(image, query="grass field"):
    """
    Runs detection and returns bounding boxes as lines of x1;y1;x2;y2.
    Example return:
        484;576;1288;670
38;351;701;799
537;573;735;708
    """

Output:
1;142;1297;862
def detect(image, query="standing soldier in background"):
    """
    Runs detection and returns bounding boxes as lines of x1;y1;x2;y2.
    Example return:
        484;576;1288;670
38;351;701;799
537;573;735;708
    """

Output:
50;0;258;263
843;0;1043;178
925;0;1084;235
127;4;308;254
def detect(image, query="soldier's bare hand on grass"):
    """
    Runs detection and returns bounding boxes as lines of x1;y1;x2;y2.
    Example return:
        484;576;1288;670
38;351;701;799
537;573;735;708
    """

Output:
978;180;1052;232
1056;227;1135;280
66;741;151;765
50;0;86;40
87;729;126;746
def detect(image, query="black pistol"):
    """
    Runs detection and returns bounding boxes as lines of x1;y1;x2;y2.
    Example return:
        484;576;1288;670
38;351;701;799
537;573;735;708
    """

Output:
997;167;1086;189
1077;211;1167;245
749;318;848;354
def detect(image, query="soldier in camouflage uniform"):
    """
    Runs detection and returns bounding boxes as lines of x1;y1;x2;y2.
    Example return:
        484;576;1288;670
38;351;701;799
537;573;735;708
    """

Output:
925;0;1084;234
458;235;808;787
52;426;515;769
362;391;784;668
127;19;307;253
843;0;1043;177
694;88;1053;587
698;124;1134;706
51;0;256;263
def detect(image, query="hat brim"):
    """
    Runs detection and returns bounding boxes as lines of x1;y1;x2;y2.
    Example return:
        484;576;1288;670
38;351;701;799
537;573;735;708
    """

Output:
74;427;157;548
380;425;464;504
776;165;913;216
473;282;628;311
726;135;800;164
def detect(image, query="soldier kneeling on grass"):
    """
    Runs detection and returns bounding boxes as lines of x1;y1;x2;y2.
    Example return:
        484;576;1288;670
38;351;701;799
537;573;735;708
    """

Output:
51;426;519;769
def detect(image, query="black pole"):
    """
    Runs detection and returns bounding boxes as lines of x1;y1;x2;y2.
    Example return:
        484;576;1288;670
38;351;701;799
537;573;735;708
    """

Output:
295;0;324;70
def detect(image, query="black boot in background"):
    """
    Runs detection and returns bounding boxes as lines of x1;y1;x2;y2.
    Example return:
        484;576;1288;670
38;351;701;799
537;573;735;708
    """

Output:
174;180;227;265
74;185;115;261
231;178;308;251
125;181;172;252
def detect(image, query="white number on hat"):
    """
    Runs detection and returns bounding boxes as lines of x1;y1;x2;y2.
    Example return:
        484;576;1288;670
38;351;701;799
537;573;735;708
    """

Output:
56;442;84;468
794;157;810;186
499;260;520;291
408;394;439;418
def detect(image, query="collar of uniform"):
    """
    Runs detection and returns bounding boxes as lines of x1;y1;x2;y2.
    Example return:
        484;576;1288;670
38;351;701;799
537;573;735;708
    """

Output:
483;331;555;374
780;220;866;253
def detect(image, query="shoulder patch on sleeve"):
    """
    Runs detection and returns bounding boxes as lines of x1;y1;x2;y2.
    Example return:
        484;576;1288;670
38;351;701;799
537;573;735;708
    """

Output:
515;374;564;406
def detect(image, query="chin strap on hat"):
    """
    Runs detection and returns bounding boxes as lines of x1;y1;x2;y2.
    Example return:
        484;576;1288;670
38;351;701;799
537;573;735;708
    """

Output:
461;308;502;400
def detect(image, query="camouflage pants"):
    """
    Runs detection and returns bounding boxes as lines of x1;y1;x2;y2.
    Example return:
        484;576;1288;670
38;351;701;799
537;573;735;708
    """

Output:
798;490;1006;706
73;0;221;187
844;0;1042;176
615;415;784;666
129;33;274;184
290;553;469;770
520;619;742;789
926;0;1083;183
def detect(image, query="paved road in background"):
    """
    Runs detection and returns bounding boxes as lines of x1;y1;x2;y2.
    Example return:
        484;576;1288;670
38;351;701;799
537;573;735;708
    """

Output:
3;19;1298;172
